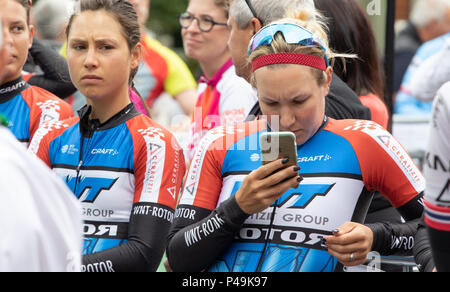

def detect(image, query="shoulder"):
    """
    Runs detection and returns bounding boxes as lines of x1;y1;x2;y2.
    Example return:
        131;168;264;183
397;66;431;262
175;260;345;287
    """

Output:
201;119;266;154
217;66;256;98
324;118;393;150
22;86;72;109
125;114;180;149
29;117;79;152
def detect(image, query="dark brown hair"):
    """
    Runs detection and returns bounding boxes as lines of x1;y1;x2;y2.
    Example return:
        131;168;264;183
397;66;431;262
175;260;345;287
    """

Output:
65;0;141;85
314;0;385;102
13;0;31;24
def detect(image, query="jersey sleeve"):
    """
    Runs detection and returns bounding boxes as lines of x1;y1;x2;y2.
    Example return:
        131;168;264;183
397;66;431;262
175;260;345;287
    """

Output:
82;118;186;272
334;120;425;209
130;122;186;209
24;86;74;142
28;119;75;167
167;127;249;271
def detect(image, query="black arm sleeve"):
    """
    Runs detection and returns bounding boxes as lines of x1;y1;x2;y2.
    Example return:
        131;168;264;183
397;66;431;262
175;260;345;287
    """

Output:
325;73;372;120
366;194;424;256
426;225;450;272
166;196;249;272
82;203;173;272
27;38;77;99
413;215;435;272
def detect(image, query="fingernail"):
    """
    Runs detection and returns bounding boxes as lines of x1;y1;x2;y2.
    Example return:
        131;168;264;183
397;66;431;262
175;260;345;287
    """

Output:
293;166;300;171
332;229;339;234
297;176;303;182
282;158;289;164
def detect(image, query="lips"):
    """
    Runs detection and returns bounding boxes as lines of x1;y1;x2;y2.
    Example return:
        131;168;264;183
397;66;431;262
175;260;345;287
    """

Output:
80;74;103;85
82;75;102;80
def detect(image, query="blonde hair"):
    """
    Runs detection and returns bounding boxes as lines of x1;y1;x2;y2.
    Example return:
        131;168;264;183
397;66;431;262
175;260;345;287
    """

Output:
249;8;355;86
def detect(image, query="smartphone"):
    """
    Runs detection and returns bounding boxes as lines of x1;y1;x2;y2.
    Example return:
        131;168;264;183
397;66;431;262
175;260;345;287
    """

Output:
260;132;298;166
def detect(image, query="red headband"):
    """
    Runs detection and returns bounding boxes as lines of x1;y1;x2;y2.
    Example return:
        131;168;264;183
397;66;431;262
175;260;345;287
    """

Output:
252;52;327;72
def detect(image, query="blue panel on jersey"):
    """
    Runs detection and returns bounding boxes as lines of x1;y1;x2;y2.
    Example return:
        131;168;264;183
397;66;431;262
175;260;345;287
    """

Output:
50;123;135;171
0;94;30;141
221;129;361;177
221;131;264;176
297;130;362;176
49;123;81;166
83;238;127;255
208;242;337;272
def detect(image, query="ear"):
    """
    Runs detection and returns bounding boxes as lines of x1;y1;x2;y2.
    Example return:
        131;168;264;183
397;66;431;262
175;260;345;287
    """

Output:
28;24;34;49
250;17;262;35
323;66;333;96
130;42;142;70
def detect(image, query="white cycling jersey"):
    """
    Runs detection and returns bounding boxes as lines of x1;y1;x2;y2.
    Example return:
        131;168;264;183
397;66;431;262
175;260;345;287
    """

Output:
424;82;450;206
0;126;82;272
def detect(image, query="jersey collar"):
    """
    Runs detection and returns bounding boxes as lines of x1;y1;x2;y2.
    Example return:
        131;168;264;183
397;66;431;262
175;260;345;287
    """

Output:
78;102;140;137
0;76;30;104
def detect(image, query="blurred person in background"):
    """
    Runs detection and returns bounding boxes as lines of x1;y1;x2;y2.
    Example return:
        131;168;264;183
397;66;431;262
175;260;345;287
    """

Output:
227;0;371;122
394;0;450;94
181;0;258;160
394;0;450;115
32;0;72;50
21;0;77;99
314;0;389;129
129;0;197;121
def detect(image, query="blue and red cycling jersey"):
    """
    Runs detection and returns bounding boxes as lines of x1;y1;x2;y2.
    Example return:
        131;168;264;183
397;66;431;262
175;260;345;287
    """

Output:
0;76;73;146
30;103;185;272
167;117;425;272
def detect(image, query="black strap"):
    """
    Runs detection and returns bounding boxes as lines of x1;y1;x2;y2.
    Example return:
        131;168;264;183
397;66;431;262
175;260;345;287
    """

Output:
245;102;262;122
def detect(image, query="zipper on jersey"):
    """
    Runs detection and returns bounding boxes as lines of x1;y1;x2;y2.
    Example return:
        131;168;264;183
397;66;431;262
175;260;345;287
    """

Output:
74;122;96;197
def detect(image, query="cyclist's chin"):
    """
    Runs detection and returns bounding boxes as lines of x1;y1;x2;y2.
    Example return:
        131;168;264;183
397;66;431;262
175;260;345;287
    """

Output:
1;64;21;84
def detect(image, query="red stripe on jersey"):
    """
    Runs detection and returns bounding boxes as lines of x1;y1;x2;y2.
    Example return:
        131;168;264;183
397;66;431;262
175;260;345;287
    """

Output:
126;115;185;210
184;119;267;210
30;117;79;167
21;86;74;141
324;119;424;208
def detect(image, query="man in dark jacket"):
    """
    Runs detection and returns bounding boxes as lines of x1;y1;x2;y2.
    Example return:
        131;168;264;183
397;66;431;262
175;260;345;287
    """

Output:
228;0;371;121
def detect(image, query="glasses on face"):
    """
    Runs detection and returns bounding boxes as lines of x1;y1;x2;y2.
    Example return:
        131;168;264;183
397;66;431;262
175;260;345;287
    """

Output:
248;23;330;66
179;12;227;33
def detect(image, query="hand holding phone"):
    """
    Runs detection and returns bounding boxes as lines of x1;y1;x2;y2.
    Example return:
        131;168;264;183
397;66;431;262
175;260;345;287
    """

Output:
234;132;302;215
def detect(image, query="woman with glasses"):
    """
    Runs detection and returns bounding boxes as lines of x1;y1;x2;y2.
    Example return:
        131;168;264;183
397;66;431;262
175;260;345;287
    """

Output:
179;0;258;160
167;10;425;272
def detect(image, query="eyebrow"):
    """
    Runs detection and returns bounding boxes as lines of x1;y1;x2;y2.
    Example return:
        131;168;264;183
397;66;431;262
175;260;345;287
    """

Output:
69;38;119;45
10;20;27;26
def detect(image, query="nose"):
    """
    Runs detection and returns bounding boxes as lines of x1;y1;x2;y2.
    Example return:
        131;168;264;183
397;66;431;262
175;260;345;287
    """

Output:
184;18;201;33
2;26;13;49
279;106;296;130
83;47;99;70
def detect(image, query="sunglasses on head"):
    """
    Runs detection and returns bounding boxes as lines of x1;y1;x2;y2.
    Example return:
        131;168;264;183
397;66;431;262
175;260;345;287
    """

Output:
248;23;329;67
